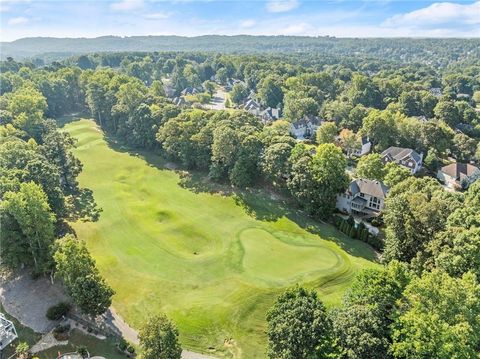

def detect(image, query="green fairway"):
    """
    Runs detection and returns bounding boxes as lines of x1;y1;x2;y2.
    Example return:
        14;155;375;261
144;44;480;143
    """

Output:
65;119;377;358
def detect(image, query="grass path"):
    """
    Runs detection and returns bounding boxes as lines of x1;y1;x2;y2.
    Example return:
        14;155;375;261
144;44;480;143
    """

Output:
65;119;377;358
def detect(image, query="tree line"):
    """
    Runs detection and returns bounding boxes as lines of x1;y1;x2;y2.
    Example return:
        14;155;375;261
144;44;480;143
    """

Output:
0;78;114;317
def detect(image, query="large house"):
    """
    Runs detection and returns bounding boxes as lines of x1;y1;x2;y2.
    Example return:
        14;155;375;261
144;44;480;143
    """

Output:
260;107;280;123
243;98;261;116
180;87;200;96
353;137;372;157
437;162;480;190
381;146;423;174
290;115;323;140
336;179;389;217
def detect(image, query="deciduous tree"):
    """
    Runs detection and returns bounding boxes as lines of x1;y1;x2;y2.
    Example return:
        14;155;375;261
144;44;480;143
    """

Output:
139;314;182;359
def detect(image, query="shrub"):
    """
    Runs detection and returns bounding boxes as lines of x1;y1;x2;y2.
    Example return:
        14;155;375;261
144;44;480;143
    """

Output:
15;342;29;355
53;323;71;341
53;323;70;334
77;345;89;358
118;338;128;351
127;344;136;354
46;302;71;320
348;226;357;238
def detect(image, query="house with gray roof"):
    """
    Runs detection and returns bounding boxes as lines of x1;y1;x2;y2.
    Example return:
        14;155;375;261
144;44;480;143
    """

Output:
437;162;480;190
172;97;186;106
260;107;280;123
290;116;323;140
180;87;200;96
336;179;389;217
381;146;423;174
243;98;261;116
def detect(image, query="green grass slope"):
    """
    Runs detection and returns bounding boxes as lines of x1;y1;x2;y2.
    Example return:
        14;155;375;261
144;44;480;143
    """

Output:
65;119;377;358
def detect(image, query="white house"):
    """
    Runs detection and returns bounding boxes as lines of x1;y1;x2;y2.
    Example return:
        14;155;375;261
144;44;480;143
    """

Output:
243;98;261;116
437;162;480;190
381;146;423;174
290;115;323;140
260;107;280;123
353;137;372;157
336;179;389;218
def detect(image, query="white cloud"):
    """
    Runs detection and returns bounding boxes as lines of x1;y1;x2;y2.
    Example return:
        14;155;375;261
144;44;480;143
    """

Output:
144;11;173;20
240;19;256;28
266;0;299;13
8;16;29;25
0;0;31;12
383;1;480;27
110;0;144;11
282;22;312;35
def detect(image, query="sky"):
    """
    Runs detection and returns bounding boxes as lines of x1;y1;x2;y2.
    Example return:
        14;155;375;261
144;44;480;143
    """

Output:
0;0;479;41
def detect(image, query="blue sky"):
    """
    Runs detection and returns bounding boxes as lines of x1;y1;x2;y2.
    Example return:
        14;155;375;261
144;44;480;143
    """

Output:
0;0;479;41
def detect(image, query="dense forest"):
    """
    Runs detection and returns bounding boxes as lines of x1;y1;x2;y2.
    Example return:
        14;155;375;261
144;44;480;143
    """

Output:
1;43;480;357
2;35;480;66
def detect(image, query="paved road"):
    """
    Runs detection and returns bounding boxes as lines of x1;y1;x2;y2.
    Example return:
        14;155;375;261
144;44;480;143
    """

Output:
108;308;216;359
206;89;226;110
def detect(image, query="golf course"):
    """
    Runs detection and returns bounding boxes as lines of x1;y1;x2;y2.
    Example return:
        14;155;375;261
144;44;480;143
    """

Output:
65;119;378;358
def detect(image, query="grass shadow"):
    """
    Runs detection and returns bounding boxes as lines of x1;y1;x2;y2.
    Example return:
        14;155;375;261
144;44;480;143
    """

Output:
56;112;91;128
173;168;377;261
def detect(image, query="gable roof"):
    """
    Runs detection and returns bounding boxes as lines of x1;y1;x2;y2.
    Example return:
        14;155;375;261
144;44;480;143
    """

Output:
181;87;199;96
441;163;479;180
381;146;422;163
261;107;280;120
360;136;370;146
349;179;389;199
244;98;260;110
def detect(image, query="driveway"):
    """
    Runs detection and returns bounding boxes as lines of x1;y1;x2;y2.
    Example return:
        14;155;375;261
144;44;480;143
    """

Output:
206;89;226;110
0;270;68;333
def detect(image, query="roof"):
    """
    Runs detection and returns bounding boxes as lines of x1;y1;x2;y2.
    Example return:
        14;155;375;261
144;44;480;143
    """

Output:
360;136;370;145
244;98;260;110
349;179;389;199
440;163;479;180
291;116;323;129
352;196;367;205
180;87;199;95
261;107;280;120
381;146;422;163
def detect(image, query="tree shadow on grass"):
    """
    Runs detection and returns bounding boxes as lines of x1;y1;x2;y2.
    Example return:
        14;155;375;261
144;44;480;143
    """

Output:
101;134;377;262
55;112;91;128
69;187;103;222
180;172;377;261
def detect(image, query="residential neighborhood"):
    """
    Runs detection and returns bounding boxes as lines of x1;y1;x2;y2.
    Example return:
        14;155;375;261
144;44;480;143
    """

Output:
1;3;480;357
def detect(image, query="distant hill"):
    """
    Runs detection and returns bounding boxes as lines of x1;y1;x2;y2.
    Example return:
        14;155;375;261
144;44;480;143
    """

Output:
1;35;479;63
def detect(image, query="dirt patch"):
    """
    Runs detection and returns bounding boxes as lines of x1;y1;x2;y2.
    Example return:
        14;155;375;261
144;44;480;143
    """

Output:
0;270;69;333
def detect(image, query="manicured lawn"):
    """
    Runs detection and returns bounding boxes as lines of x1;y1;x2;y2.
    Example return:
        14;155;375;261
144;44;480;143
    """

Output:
65;119;378;358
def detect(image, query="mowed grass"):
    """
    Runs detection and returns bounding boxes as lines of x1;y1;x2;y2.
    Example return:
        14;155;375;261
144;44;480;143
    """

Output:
65;119;378;358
